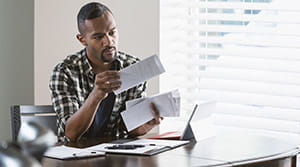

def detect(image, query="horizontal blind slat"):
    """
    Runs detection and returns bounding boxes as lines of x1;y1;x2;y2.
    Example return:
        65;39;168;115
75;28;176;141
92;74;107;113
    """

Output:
194;36;300;48
199;67;300;85
216;126;300;143
169;47;300;61
195;89;300;109
189;2;300;12
213;114;300;133
201;56;300;73
215;102;300;121
167;59;300;74
184;13;300;24
190;25;300;36
199;78;300;97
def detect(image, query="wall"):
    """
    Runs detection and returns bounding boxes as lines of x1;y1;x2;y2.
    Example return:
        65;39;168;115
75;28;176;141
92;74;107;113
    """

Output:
34;0;159;104
0;0;34;141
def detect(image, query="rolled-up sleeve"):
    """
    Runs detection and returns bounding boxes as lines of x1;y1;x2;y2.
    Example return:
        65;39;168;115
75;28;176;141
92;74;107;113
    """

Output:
49;66;79;141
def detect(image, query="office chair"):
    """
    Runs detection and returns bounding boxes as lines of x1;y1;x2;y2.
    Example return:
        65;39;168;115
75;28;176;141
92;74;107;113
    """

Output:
10;105;58;142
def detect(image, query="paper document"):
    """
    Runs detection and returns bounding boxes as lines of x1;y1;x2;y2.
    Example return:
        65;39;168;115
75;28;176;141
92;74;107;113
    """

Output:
86;139;189;155
114;55;165;94
121;90;180;131
126;139;189;148
87;143;166;155
44;145;105;159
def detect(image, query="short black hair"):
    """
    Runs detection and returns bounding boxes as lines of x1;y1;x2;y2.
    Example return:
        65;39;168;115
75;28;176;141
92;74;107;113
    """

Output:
77;2;112;34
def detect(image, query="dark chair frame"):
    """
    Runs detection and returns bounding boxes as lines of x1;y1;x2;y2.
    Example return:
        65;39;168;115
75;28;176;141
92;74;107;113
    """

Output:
10;105;57;142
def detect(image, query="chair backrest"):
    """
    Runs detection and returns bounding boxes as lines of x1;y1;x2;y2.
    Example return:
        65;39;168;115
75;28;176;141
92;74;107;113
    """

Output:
10;105;57;142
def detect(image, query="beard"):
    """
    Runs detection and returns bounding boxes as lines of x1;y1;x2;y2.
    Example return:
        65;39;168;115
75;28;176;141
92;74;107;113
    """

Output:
100;46;117;63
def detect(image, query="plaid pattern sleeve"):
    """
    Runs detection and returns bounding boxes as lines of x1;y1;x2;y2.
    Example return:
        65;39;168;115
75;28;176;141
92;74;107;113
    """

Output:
49;63;80;142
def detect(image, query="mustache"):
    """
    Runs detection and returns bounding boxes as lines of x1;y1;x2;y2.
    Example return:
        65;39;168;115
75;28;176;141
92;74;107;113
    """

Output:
102;46;116;53
100;46;117;63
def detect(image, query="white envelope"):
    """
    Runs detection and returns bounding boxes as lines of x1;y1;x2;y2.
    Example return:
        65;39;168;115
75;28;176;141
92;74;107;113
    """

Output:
121;90;180;131
114;55;165;94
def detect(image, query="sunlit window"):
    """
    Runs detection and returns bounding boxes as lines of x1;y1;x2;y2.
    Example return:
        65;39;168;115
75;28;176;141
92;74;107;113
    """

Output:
160;0;300;142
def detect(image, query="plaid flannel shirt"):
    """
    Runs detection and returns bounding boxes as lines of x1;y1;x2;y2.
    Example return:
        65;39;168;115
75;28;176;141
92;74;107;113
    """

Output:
49;49;146;142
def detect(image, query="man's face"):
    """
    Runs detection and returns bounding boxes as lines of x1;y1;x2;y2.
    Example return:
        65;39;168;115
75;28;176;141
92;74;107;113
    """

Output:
79;11;119;63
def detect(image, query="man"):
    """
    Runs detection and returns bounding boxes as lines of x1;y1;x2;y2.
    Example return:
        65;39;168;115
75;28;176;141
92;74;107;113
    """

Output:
49;2;161;142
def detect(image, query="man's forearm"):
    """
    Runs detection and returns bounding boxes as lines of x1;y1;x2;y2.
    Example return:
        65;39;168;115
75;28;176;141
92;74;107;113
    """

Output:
65;91;105;141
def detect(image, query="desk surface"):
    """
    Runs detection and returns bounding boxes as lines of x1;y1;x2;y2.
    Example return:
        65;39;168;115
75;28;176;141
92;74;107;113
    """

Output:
42;133;299;167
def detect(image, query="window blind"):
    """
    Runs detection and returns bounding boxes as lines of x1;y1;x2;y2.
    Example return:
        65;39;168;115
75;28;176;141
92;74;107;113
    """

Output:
160;0;300;142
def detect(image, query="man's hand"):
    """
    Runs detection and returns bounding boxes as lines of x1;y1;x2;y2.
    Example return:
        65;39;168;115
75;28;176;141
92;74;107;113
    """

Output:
129;103;164;136
92;71;121;100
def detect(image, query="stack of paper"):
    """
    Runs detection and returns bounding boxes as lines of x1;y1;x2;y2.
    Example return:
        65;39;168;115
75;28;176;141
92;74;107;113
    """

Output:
44;145;105;159
121;89;180;131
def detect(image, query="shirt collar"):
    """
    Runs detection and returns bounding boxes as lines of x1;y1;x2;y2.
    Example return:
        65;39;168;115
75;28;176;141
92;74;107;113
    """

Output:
81;49;93;75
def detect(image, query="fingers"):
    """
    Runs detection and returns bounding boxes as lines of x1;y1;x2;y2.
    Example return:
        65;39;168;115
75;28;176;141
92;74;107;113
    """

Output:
147;119;157;126
150;103;161;124
97;71;120;82
94;71;121;92
95;71;120;84
104;80;121;90
130;117;160;136
130;122;156;136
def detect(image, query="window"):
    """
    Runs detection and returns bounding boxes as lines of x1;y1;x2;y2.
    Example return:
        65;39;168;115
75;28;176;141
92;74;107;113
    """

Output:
160;0;300;142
